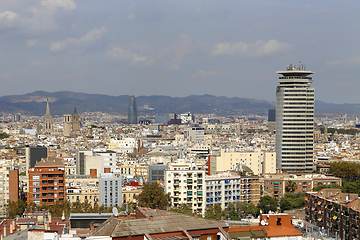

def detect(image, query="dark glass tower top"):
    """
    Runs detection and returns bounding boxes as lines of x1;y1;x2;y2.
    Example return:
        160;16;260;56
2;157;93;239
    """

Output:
128;95;138;124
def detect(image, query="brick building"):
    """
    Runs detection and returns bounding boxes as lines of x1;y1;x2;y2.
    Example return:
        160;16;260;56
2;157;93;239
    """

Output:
28;157;66;205
305;188;360;239
261;173;341;199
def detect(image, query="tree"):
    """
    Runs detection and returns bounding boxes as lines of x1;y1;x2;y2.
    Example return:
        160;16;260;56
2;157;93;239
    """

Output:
226;202;259;220
169;203;193;216
204;204;226;220
312;184;342;192
280;192;305;212
8;199;27;218
0;132;9;139
285;180;297;193
280;198;292;212
137;182;171;209
330;161;360;182
257;196;277;214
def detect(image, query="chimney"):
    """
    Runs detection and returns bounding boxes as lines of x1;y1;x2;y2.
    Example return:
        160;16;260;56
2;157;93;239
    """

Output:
156;205;159;212
194;210;198;219
9;222;13;234
90;169;97;178
3;225;6;237
90;223;94;233
48;212;52;224
149;214;154;222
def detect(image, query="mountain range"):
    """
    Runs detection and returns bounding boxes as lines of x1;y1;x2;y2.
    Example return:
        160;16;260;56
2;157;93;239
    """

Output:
0;91;359;117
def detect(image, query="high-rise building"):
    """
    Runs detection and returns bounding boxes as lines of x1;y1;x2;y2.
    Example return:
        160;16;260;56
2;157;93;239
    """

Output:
275;64;315;172
128;95;138;124
268;109;276;122
11;113;21;122
25;146;48;176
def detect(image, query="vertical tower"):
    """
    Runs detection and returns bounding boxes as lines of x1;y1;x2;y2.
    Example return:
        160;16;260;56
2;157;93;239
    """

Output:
63;114;72;137
128;95;138;124
43;99;53;134
72;107;80;132
275;64;314;172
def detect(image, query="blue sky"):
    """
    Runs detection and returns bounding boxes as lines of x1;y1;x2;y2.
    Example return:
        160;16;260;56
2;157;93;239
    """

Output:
0;0;359;103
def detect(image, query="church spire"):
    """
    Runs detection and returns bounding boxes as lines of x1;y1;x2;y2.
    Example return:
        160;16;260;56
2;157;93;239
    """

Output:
45;98;51;116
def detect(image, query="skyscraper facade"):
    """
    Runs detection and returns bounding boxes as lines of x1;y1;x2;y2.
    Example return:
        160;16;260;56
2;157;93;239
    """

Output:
275;64;315;172
128;95;138;124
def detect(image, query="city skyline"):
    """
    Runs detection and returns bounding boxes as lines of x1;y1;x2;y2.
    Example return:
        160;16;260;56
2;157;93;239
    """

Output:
0;1;359;104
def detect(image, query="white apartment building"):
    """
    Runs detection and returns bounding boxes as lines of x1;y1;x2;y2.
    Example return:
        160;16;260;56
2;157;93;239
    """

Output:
76;149;117;177
165;159;206;216
205;172;260;210
275;64;315;172
99;173;122;208
0;166;10;218
108;138;137;154
180;113;194;124
184;126;204;143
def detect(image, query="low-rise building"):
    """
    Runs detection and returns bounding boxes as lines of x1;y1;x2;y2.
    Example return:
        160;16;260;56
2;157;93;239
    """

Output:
205;172;260;209
305;188;360;239
262;173;341;199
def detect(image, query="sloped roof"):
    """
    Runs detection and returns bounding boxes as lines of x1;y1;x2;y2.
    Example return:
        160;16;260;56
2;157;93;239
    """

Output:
92;207;228;237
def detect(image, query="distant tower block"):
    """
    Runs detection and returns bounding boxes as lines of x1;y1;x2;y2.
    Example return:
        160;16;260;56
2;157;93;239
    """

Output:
128;95;138;124
43;99;53;134
63;114;72;137
72;107;80;132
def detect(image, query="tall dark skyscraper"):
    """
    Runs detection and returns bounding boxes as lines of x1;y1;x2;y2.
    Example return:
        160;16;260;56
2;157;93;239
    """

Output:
268;109;276;122
128;95;138;124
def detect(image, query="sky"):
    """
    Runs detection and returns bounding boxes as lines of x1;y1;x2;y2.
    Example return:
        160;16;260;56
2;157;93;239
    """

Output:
0;0;359;104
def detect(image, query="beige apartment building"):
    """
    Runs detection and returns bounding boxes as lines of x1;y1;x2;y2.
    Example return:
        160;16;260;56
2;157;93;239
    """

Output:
210;148;276;175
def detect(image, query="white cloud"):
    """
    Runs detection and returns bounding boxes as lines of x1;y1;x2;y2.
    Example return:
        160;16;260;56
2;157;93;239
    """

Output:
191;69;231;78
41;0;76;11
326;56;360;66
106;47;154;67
168;64;180;71
29;60;53;67
0;11;18;21
210;39;290;56
0;0;77;31
131;54;154;67
0;11;18;27
49;27;107;52
26;39;37;47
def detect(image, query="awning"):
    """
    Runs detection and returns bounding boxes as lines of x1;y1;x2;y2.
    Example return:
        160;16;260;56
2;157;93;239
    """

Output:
312;207;316;211
305;196;309;201
333;216;338;220
318;218;322;222
318;201;322;205
318;210;322;214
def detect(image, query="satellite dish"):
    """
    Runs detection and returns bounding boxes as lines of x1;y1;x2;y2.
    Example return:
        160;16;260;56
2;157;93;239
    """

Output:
260;220;265;226
112;207;119;217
